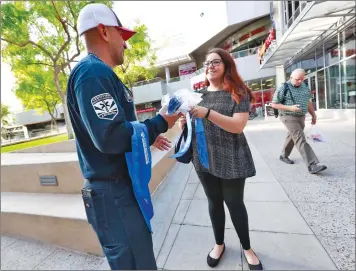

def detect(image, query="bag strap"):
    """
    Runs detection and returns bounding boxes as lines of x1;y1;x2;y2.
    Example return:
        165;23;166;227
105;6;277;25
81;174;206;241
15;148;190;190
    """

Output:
283;82;296;104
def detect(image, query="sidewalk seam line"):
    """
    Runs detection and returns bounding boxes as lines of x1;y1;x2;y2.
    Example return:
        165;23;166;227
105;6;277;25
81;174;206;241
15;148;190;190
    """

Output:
156;164;194;268
246;136;339;270
160;167;199;269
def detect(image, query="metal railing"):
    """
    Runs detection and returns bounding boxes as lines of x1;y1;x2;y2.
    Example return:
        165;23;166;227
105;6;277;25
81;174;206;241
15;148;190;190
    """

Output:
133;77;164;87
283;1;309;33
230;46;260;59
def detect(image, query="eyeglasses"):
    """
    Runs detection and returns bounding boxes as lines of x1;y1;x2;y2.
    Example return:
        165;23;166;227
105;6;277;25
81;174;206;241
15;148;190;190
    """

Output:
203;59;222;68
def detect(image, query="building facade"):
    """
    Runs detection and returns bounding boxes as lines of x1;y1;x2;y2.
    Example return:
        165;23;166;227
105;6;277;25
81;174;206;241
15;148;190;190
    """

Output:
260;1;355;116
135;1;278;119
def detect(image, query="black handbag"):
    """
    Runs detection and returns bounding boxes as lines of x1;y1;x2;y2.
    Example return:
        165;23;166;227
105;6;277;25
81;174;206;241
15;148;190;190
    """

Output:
174;125;193;164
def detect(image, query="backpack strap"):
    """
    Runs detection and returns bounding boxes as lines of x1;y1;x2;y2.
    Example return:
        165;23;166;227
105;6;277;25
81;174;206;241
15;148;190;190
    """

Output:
282;82;296;104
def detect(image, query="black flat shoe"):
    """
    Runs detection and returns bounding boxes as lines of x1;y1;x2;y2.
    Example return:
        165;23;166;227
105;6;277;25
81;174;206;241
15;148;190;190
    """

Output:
207;243;225;268
243;250;263;270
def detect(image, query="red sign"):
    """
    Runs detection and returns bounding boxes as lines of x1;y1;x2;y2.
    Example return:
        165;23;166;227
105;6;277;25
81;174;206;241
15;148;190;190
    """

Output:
220;25;268;51
136;107;156;114
239;33;250;42
193;81;206;91
331;49;356;58
258;28;276;62
251;26;266;36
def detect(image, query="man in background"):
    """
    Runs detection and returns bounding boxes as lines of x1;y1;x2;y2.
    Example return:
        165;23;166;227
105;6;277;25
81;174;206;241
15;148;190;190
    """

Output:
272;68;327;174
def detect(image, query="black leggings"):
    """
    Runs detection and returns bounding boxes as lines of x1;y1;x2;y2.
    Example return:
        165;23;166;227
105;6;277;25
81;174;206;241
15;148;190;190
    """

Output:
197;171;251;250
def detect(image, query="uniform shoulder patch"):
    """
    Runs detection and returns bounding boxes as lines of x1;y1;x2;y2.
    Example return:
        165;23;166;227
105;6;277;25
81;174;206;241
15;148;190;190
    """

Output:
91;93;118;120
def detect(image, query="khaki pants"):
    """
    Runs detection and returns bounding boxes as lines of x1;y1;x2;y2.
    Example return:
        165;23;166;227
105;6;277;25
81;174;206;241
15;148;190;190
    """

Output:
280;115;319;166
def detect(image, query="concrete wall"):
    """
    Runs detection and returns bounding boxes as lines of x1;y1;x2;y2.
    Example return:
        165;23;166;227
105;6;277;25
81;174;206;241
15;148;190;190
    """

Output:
166;80;193;96
190;54;276;87
13;139;77;153
1;124;182;194
133;81;166;105
225;1;271;26
236;54;276;81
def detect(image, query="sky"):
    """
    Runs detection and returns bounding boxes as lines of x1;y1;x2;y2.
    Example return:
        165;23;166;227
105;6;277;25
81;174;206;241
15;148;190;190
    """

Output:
1;1;225;112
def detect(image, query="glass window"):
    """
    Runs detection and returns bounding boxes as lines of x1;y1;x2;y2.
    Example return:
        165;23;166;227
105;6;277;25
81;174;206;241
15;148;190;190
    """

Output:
249;78;262;92
249;78;262;108
261;77;276;105
317;70;326;109
324;32;340;67
300;51;316;73
285;66;292;79
340;24;356;61
341;56;356;109
261;77;276;90
316;46;324;70
325;64;340;109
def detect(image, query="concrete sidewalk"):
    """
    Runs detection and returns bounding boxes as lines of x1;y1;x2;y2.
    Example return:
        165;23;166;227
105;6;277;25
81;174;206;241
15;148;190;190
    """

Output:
2;118;353;270
151;145;337;270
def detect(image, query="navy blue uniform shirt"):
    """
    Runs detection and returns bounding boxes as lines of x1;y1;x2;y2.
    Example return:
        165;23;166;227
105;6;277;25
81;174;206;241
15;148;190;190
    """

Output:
66;54;168;180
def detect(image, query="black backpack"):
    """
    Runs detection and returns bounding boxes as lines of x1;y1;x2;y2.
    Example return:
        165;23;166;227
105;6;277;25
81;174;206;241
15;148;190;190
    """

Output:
273;82;295;118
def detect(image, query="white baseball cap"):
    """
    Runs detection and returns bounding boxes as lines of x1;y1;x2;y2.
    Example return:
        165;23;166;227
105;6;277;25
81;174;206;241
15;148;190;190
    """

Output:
78;3;136;41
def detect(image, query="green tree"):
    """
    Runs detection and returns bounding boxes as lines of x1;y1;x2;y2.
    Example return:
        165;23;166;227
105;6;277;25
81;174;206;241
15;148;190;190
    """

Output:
115;22;158;94
1;0;113;139
1;104;11;126
13;65;63;131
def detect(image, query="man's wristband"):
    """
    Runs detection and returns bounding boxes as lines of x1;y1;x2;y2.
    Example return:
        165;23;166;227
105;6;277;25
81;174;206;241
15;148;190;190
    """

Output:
205;109;211;119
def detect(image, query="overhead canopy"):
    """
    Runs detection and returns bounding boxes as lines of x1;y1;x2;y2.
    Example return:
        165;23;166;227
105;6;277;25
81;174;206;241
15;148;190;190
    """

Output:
260;1;355;69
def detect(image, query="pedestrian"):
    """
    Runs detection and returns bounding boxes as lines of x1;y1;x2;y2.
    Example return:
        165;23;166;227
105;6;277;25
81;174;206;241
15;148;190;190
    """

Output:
271;68;327;174
66;3;179;270
179;48;263;270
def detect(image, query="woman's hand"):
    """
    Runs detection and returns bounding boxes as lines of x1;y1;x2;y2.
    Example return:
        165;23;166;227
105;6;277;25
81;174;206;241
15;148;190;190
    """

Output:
190;106;209;119
178;115;187;130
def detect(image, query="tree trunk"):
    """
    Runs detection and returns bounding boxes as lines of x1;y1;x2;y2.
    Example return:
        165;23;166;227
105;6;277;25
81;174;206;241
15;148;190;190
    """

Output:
53;66;74;139
62;99;74;139
128;81;138;119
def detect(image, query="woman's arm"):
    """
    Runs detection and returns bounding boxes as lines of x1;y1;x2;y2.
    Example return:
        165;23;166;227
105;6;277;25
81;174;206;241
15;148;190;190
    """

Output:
190;106;249;134
208;110;249;134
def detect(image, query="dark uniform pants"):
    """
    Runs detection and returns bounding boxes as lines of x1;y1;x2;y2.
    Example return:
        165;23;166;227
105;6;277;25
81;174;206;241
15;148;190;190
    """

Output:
82;178;156;270
280;115;319;166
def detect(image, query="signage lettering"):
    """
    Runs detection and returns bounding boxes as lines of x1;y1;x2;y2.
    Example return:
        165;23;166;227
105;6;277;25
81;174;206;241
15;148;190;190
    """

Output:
251;26;266;36
239;33;250;42
136;107;156;114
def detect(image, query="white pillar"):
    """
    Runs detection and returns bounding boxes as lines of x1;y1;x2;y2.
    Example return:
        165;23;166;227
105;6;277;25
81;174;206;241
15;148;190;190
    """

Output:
275;1;285;42
23;125;29;139
165;67;170;82
276;65;286;88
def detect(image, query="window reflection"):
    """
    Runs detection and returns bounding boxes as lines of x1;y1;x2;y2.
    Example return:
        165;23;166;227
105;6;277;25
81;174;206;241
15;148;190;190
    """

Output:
316;46;324;70
325;32;340;67
341;56;356;109
325;64;340;109
261;77;276;105
340;26;356;61
317;70;326;109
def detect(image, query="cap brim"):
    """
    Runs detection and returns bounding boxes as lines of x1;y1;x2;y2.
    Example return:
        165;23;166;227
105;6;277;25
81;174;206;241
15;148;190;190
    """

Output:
117;26;136;41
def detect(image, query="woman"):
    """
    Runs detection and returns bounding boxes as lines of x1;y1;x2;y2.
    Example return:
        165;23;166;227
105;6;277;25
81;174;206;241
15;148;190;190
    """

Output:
179;48;263;270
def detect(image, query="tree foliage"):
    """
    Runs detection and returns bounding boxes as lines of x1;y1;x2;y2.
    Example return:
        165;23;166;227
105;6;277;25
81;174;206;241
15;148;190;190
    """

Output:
115;21;158;92
1;0;113;138
1;104;11;126
13;65;63;130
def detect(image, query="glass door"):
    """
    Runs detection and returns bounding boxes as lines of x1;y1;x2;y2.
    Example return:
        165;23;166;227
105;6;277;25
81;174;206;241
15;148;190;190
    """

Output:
305;72;317;111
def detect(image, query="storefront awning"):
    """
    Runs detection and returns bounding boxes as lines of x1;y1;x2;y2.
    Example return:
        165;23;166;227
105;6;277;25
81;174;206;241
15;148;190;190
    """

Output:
260;1;355;69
